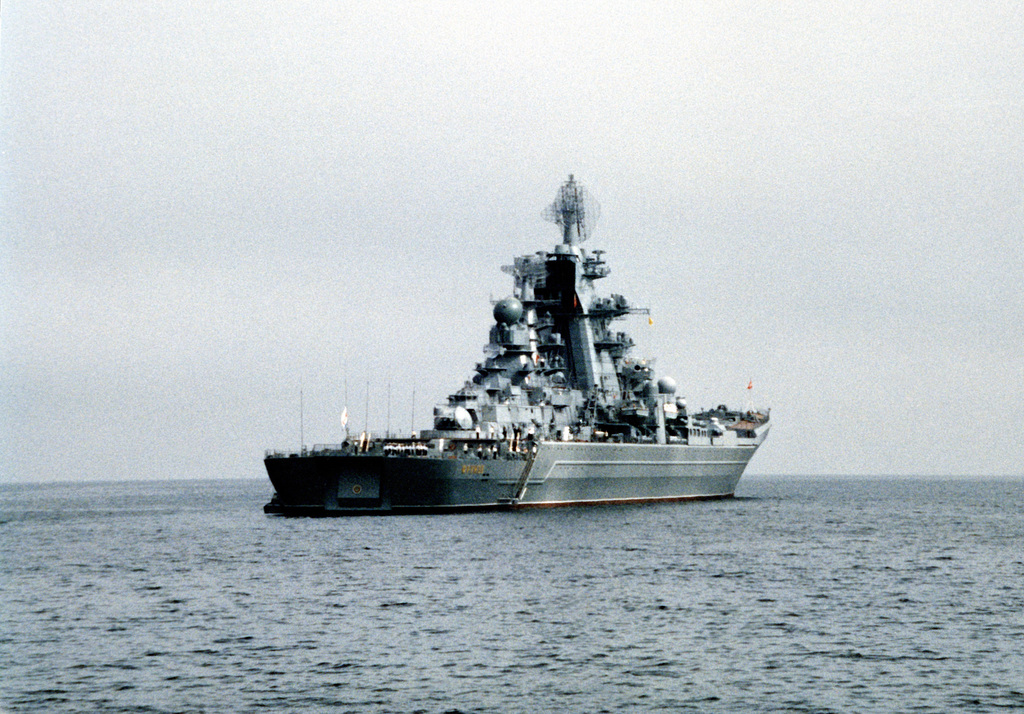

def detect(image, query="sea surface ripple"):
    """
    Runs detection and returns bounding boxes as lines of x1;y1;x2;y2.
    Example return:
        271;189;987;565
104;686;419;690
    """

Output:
1;476;1022;713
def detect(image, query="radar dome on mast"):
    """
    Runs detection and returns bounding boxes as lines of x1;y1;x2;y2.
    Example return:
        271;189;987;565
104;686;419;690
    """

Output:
493;297;523;324
543;174;600;245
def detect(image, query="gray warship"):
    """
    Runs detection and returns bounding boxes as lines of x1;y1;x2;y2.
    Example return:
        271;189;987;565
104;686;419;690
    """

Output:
264;175;770;515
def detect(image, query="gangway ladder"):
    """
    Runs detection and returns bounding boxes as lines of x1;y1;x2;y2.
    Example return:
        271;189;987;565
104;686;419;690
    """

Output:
509;448;538;504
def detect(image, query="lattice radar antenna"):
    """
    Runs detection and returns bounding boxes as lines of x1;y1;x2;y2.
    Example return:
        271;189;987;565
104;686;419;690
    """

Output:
543;174;600;245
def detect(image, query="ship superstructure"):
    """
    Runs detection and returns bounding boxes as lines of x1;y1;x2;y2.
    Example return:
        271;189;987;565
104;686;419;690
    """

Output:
264;176;769;515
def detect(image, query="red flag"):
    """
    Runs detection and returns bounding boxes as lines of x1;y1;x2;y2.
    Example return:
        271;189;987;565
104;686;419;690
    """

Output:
747;380;753;390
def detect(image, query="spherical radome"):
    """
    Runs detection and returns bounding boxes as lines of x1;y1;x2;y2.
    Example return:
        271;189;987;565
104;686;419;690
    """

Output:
493;297;523;324
657;376;678;394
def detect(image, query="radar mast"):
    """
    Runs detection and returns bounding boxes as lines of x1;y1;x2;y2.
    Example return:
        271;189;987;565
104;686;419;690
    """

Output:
543;174;600;245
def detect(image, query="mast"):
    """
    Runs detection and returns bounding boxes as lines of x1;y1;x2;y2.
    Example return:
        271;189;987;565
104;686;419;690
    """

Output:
542;175;604;392
543;174;598;246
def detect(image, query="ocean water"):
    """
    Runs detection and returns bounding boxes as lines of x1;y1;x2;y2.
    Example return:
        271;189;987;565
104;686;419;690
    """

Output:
1;476;1022;713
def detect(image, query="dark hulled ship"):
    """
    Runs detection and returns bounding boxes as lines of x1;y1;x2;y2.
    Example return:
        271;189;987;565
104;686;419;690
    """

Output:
264;176;769;515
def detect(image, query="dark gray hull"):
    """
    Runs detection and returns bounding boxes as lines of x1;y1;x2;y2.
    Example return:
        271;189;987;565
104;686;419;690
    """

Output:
264;441;757;515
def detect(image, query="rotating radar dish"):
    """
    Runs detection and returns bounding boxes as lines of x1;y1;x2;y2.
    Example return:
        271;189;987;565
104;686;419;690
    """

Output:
543;174;600;244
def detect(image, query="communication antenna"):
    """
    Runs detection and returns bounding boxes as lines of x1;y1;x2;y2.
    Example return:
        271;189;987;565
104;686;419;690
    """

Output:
410;389;416;436
543;174;600;245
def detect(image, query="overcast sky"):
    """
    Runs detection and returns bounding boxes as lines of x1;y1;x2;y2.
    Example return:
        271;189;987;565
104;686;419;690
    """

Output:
2;1;1022;483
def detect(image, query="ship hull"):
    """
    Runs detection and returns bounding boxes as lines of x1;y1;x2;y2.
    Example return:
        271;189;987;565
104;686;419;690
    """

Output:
264;441;756;515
